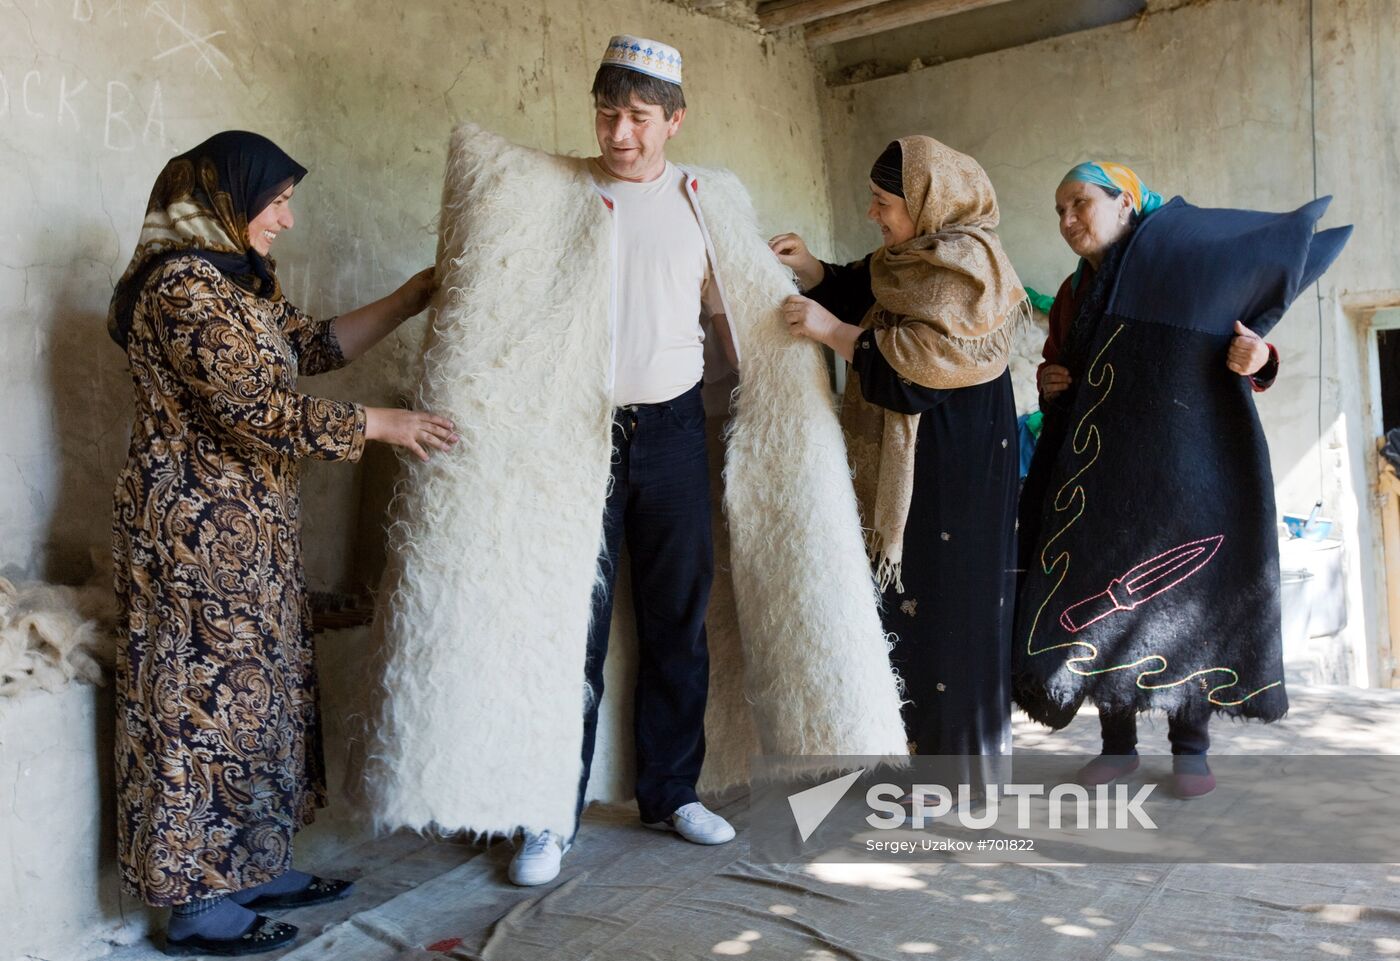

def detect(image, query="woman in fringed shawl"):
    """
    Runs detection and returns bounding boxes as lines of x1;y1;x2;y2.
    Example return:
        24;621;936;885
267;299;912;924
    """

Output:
771;137;1027;768
1019;165;1310;806
109;130;457;955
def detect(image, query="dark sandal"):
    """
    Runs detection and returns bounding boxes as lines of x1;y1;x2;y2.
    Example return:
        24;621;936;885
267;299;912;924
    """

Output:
241;876;355;911
164;915;297;956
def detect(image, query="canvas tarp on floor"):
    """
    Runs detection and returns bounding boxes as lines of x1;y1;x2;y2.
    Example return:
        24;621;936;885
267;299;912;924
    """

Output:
93;685;1400;961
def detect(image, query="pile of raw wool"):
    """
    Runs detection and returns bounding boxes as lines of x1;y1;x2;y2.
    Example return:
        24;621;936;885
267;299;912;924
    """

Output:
0;564;118;696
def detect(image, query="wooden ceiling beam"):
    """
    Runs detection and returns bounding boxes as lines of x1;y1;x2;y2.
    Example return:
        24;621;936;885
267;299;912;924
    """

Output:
758;0;887;30
804;0;1017;47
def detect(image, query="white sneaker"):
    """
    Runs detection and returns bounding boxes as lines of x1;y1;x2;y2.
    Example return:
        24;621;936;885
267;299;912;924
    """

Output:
508;830;570;886
644;802;736;845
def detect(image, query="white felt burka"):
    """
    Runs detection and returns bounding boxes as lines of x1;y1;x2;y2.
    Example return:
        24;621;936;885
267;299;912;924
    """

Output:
367;123;905;838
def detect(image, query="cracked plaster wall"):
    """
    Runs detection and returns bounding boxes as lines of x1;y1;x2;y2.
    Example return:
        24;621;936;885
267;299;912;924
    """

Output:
0;3;832;957
0;0;833;591
819;0;1400;687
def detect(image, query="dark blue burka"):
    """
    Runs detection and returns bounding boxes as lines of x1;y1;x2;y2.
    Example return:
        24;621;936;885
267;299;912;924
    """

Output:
1014;196;1351;728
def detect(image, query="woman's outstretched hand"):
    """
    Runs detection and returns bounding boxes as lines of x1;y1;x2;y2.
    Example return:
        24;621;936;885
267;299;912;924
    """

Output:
782;294;839;341
782;294;859;362
333;266;439;361
365;407;458;462
396;267;437;319
1227;320;1271;376
768;233;825;290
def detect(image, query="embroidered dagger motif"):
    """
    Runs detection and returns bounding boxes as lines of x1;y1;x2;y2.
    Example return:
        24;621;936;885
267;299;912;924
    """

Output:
1059;534;1224;633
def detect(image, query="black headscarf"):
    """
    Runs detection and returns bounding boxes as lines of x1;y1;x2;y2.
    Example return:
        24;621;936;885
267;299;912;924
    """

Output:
107;130;307;349
869;140;904;197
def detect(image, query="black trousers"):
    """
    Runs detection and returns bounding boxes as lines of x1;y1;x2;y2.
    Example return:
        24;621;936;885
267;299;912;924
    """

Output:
1099;701;1211;756
574;382;713;830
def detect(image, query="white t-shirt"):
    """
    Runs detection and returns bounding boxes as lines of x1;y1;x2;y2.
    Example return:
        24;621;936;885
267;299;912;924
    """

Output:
592;160;724;406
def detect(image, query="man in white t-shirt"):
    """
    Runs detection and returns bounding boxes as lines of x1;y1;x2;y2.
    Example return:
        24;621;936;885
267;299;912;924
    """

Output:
508;35;736;887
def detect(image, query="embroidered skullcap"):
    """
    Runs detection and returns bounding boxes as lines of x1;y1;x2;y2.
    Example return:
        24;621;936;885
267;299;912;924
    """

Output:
602;34;683;85
870;141;904;197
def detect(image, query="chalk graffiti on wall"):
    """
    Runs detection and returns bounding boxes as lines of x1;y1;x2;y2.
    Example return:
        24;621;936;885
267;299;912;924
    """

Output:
0;69;165;150
0;0;225;152
146;1;230;78
69;0;128;26
0;0;232;147
0;0;443;586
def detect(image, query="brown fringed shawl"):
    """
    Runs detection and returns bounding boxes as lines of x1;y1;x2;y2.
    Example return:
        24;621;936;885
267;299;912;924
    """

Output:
840;135;1027;590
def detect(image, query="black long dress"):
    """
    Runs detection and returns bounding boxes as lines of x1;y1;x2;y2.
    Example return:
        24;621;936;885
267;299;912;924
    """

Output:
809;256;1017;758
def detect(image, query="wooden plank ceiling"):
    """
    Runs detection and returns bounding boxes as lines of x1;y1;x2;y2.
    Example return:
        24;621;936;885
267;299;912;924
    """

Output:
757;0;1018;46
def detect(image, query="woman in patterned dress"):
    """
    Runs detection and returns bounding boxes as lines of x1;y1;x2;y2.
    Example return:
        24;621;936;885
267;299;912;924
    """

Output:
108;131;456;956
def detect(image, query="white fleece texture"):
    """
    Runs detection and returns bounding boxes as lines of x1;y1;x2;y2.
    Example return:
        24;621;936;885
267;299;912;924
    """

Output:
368;124;905;838
0;553;117;697
690;167;907;762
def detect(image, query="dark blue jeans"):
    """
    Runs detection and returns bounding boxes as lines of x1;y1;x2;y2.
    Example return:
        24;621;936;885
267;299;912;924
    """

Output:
575;382;713;830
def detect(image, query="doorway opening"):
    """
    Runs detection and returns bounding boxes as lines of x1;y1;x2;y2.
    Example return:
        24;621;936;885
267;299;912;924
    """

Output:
1364;307;1400;687
1366;309;1400;436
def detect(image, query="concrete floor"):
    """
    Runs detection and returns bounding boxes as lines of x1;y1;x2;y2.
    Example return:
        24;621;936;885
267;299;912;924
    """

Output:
87;686;1400;961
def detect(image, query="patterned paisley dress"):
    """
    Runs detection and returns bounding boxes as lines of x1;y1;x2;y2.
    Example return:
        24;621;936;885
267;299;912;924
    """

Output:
112;254;365;906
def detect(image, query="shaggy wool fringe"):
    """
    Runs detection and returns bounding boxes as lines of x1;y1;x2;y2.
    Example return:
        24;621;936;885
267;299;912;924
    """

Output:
694;165;906;760
0;560;117;697
365;126;613;838
366;123;906;839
